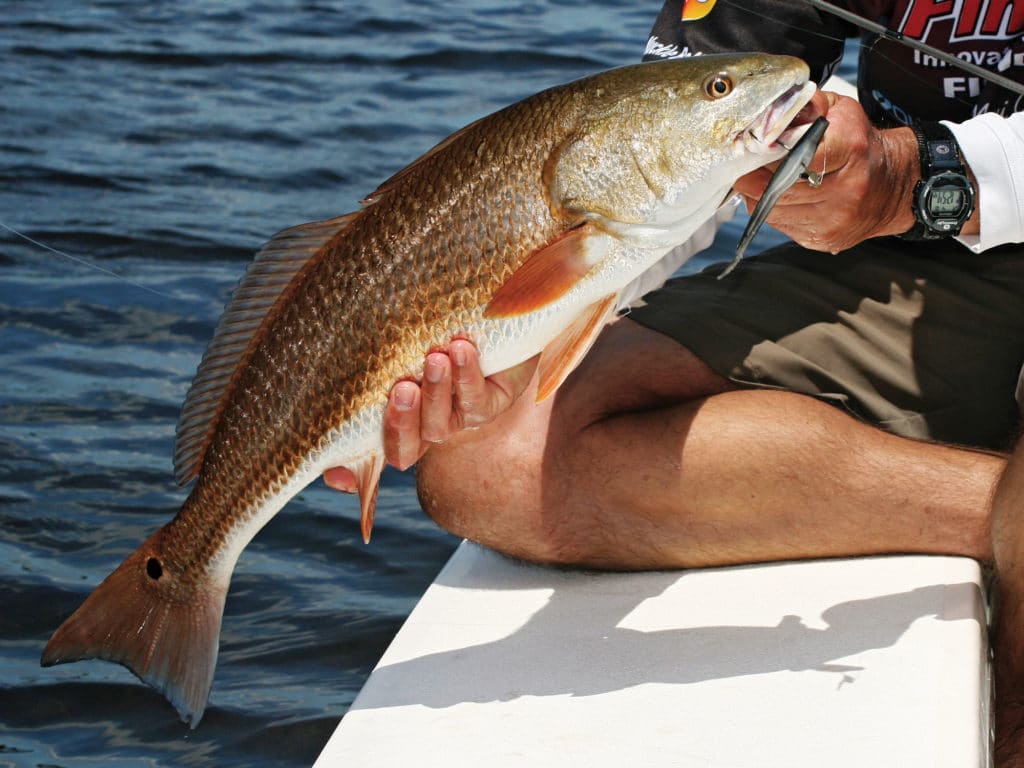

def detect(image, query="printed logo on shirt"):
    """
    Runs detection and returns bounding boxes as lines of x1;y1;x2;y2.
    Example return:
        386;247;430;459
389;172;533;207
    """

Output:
894;0;1024;114
643;36;703;58
899;0;1024;43
681;0;717;21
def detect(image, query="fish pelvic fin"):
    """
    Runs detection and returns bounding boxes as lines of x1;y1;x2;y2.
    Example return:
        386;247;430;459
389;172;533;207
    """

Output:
536;294;619;402
483;223;596;318
356;452;386;544
40;529;227;728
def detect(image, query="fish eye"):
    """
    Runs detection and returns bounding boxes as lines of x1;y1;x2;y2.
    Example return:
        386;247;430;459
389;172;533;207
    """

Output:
703;73;733;99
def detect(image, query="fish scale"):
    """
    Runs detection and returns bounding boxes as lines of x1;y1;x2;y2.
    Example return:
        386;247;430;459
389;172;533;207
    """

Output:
41;53;816;727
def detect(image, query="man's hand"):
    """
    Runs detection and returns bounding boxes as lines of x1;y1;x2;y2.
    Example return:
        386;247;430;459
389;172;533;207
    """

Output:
734;90;920;253
322;339;537;492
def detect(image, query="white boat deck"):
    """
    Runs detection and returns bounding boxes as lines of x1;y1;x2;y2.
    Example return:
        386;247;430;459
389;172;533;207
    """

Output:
315;542;990;767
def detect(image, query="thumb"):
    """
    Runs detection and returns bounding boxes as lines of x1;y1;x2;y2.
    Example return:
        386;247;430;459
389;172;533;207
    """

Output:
818;89;839;114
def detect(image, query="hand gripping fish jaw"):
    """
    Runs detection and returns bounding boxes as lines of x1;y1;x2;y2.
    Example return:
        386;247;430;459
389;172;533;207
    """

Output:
723;115;829;278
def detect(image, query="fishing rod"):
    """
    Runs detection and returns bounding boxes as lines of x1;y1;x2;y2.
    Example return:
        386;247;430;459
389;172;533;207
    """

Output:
799;0;1024;97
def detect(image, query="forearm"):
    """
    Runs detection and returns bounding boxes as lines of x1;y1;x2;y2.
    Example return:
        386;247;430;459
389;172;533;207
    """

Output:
869;124;918;238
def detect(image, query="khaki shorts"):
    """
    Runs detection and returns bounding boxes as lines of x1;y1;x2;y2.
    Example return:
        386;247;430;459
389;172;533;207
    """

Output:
629;237;1024;450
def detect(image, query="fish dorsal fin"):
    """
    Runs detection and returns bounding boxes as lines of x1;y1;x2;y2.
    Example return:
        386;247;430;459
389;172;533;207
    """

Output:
483;223;596;318
536;294;618;402
173;213;358;485
360;117;487;206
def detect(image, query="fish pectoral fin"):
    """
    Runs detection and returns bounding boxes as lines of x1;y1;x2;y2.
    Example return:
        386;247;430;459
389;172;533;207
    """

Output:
355;452;386;544
536;294;619;402
483;223;596;318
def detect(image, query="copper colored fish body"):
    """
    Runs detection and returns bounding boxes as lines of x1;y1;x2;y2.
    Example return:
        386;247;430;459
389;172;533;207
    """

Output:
42;54;815;725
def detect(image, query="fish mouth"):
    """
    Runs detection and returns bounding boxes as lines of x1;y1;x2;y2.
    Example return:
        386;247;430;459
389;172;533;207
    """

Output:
742;80;818;155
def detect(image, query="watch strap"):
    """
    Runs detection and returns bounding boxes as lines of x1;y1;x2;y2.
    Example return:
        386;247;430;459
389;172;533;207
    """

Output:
901;121;973;240
914;122;963;173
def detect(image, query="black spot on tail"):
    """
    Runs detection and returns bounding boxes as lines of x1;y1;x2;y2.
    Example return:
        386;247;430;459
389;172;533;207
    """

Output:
146;557;163;580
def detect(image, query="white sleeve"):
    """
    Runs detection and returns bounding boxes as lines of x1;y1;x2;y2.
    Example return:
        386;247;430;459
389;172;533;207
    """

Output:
944;112;1024;252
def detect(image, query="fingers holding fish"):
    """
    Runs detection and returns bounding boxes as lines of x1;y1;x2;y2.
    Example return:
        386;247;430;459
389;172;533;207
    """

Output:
323;465;358;493
415;340;504;442
450;340;537;430
421;351;455;444
385;380;429;470
738;89;832;180
323;339;538;489
323;377;433;487
410;340;536;441
800;88;834;129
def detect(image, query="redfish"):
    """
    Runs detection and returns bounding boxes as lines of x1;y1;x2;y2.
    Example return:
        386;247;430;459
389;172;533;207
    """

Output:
42;54;815;726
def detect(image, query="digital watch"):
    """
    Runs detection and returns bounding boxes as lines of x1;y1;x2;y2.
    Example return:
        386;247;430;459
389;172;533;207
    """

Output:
901;121;975;240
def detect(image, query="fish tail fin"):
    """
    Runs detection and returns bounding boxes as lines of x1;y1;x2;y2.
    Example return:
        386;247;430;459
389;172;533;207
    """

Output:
40;529;227;728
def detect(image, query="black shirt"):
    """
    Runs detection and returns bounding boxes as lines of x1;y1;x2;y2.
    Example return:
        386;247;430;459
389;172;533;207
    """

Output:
644;0;1024;125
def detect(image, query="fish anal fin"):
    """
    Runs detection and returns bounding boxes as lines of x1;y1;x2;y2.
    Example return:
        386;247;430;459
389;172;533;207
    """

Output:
174;213;361;487
484;223;596;319
356;453;386;544
536;294;618;402
40;528;227;728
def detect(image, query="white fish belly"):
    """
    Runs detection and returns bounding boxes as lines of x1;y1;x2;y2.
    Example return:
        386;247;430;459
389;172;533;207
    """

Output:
211;421;382;579
471;238;678;374
211;214;717;576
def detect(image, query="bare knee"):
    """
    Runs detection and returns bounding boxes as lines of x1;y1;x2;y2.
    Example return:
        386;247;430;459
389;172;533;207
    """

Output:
415;318;732;566
410;350;585;563
415;418;567;564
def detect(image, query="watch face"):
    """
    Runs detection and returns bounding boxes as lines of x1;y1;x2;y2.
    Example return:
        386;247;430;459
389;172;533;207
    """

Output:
919;171;974;232
928;186;965;215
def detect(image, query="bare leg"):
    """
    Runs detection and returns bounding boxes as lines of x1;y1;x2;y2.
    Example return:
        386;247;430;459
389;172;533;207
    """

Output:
417;318;1000;569
994;439;1024;766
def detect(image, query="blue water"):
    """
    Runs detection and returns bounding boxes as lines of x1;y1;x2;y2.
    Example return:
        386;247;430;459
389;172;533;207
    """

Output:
0;2;857;765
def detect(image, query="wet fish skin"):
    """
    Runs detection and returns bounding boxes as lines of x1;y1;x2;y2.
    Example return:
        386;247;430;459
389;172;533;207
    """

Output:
41;54;814;726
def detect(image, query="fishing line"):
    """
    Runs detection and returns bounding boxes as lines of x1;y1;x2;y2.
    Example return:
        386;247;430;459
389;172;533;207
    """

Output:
0;220;177;300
